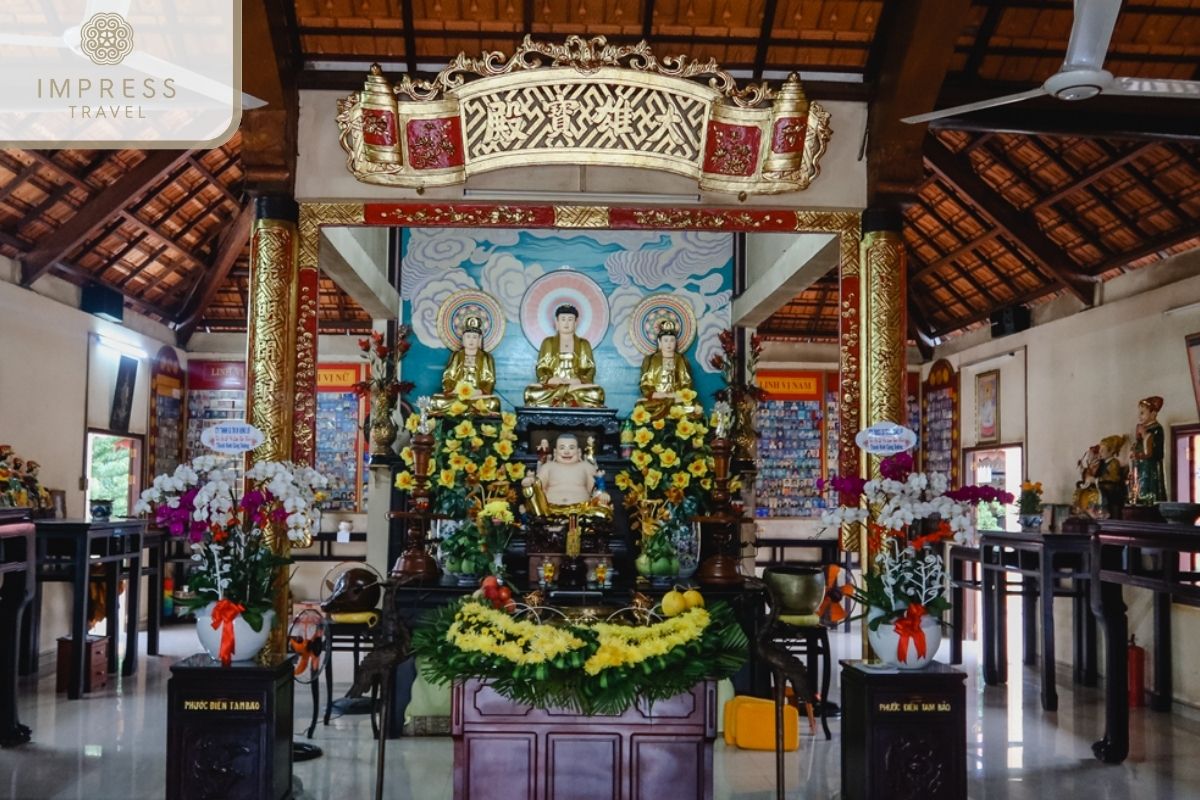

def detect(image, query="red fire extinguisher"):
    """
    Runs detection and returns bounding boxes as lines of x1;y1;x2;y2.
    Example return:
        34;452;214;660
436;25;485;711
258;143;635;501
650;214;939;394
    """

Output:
1128;635;1146;708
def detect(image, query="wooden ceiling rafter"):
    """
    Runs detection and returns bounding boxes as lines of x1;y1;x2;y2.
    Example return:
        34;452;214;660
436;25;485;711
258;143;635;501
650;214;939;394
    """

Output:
20;150;191;286
961;0;1003;78
400;0;418;74
921;138;1095;305
751;0;780;80
178;202;256;343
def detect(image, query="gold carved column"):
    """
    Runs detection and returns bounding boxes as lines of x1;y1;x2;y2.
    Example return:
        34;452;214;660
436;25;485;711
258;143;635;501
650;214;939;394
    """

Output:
858;207;908;655
245;195;303;655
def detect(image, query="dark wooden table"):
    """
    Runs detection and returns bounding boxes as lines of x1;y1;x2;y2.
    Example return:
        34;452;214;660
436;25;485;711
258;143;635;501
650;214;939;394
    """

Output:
0;508;35;746
1089;519;1200;764
19;518;146;699
979;529;1097;711
945;542;981;665
141;528;165;656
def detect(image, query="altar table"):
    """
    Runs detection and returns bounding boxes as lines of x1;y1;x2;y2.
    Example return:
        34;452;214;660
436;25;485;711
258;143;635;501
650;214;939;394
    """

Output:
453;678;716;800
1090;519;1197;764
979;529;1097;711
0;508;34;746
19;518;145;699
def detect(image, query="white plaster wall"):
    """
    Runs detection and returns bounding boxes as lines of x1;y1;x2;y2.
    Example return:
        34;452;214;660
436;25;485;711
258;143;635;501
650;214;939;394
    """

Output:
297;89;866;208
0;266;180;658
932;253;1200;708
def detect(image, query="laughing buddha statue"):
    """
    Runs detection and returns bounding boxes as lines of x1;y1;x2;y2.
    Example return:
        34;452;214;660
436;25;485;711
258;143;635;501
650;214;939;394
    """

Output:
523;304;606;408
521;432;612;520
428;316;501;416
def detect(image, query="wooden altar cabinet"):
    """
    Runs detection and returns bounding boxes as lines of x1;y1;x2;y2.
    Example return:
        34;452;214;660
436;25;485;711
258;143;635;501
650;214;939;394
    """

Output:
453;678;716;800
0;508;34;747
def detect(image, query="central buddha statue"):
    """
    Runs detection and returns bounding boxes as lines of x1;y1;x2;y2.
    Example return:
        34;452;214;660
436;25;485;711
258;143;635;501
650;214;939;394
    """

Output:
523;304;606;408
428;316;501;416
521;433;612;520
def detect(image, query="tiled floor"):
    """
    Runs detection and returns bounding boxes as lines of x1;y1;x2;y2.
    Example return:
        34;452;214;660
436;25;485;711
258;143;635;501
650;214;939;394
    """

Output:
3;621;1200;799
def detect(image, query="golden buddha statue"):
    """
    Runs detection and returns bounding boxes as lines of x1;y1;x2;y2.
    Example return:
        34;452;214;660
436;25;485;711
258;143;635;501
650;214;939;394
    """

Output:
428;316;501;416
637;319;695;416
523;304;606;407
521;433;612;520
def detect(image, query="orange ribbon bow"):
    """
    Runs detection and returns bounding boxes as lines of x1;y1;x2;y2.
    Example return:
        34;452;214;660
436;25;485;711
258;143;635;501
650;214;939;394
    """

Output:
210;598;246;666
892;603;927;664
816;564;849;626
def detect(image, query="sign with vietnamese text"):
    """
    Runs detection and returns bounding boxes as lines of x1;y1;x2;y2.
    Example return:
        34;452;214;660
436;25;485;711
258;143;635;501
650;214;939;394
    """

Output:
855;421;918;456
200;421;263;454
757;370;823;401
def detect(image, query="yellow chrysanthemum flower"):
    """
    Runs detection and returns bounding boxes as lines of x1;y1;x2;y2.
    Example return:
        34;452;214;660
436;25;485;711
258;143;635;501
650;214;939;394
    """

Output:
400;446;415;466
444;439;462;453
502;412;517;428
394;471;415;491
438;468;457;489
464;461;478;475
659;450;680;468
651;443;664;454
449;401;469;416
633;427;654;447
505;462;526;481
454;420;475;439
668;405;685;419
494;439;514;458
631;450;652;470
672;471;690;489
652;419;666;431
481;424;498;437
678;388;698;404
480;464;498;481
631;406;651;425
692;437;705;449
470;436;484;449
405;414;421;433
645;468;663;490
449;452;468;470
676;419;696;438
701;477;713;490
454;381;475;401
687;459;708;478
615;472;631;490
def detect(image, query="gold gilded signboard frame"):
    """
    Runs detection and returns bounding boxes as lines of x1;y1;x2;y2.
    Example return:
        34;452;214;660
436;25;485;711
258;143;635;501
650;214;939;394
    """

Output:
335;36;832;196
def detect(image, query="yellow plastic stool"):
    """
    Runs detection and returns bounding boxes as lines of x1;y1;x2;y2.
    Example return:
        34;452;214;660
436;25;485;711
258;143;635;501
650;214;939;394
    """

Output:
722;696;799;751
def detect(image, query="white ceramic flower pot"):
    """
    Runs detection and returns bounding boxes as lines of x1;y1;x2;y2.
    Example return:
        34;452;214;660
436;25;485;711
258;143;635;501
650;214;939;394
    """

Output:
195;603;274;662
867;609;943;670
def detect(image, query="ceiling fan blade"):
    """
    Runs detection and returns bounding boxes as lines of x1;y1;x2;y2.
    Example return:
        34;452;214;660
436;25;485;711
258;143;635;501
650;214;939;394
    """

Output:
1107;76;1200;99
901;88;1047;125
1063;0;1122;71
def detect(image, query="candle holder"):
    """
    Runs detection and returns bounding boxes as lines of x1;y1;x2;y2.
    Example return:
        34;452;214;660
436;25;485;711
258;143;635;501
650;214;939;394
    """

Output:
710;436;732;507
697;437;742;585
393;524;441;582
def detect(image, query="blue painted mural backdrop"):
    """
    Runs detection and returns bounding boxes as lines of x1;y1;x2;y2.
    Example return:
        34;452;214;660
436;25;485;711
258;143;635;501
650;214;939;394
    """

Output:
400;228;734;415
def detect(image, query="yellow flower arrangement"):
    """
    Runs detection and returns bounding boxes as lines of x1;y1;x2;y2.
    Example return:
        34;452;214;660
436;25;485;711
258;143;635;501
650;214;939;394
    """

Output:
481;500;515;525
583;608;711;675
447;602;584;666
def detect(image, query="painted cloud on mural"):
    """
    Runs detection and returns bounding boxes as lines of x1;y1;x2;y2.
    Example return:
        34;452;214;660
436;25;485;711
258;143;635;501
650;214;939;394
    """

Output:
603;232;729;289
480;252;544;321
410;270;477;348
402;229;480;300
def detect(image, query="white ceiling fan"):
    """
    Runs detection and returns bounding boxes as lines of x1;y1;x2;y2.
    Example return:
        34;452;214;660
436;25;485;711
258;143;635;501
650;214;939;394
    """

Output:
902;0;1200;125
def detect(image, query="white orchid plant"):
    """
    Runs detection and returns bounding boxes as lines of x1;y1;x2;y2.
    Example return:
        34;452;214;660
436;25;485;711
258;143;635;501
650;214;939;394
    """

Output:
134;457;328;627
819;451;1013;631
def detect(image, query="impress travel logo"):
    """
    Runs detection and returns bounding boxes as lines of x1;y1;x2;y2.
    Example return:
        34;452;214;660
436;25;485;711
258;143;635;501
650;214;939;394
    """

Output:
0;1;241;148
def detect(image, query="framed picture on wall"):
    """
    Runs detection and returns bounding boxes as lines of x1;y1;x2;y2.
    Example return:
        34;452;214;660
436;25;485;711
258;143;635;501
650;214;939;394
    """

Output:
1186;332;1200;419
110;355;138;433
976;369;1000;445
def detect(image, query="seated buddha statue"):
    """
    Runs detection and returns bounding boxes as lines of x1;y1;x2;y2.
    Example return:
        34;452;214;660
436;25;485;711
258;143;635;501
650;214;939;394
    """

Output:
523;304;606;408
427;316;501;416
637;319;695;417
521;433;612;520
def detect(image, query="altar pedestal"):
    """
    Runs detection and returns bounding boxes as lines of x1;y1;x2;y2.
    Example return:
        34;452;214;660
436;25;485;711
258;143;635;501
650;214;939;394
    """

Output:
840;660;966;800
452;678;716;800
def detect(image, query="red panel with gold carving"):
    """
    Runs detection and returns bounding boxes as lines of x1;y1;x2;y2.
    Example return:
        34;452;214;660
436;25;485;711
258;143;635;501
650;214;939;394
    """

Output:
702;122;761;177
362;108;400;148
770;117;807;154
406;117;465;170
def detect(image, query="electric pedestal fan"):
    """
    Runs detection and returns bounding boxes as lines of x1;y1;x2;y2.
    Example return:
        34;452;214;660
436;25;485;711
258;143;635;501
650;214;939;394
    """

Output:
288;607;329;761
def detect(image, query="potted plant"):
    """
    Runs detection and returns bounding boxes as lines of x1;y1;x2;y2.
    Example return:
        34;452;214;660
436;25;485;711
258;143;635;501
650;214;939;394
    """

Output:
821;452;1013;668
1017;481;1044;530
135;457;328;664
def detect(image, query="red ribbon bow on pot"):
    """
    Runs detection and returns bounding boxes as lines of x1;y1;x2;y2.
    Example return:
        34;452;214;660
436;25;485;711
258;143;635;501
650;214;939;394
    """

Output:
211;598;246;666
892;602;927;664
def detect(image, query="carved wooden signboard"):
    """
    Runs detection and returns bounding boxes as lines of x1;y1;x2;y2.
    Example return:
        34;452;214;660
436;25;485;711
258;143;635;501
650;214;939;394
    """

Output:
336;36;832;196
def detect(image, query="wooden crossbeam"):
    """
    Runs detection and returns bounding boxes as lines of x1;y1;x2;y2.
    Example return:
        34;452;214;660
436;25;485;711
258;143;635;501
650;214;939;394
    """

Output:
751;0;780;80
921;140;1095;305
962;0;1004;78
48;259;176;322
176;203;255;342
0;159;43;205
20;150;189;286
400;0;418;75
1089;224;1200;277
863;0;973;202
187;156;242;207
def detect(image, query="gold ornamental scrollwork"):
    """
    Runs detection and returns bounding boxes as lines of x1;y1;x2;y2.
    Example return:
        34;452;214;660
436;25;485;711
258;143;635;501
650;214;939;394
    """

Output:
859;229;908;474
247;220;298;470
336;37;832;196
554;206;610;228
